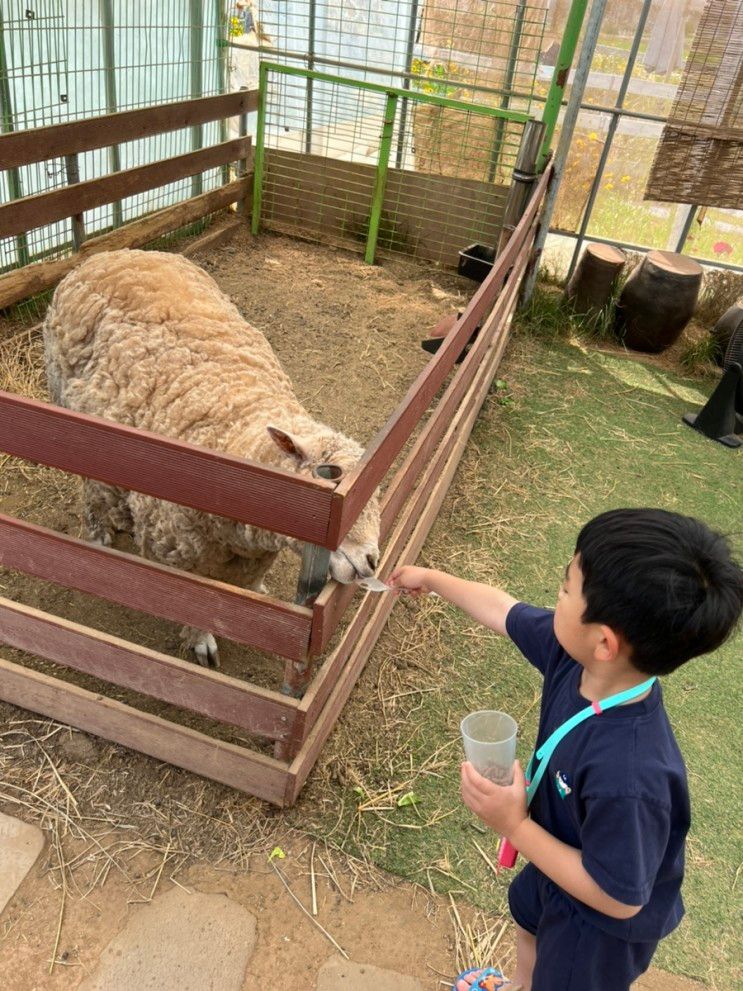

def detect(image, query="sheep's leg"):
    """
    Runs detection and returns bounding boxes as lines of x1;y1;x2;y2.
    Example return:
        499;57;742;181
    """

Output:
83;480;132;546
130;497;223;668
180;627;220;669
233;552;279;595
178;552;276;670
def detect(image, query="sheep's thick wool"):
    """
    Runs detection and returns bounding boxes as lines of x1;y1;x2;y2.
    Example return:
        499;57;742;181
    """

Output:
43;249;380;661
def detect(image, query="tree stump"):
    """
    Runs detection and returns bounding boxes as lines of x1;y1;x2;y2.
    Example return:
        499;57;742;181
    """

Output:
616;250;703;353
565;243;626;315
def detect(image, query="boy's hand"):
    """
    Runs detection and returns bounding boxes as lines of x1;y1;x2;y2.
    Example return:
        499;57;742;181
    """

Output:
388;565;433;596
460;760;528;838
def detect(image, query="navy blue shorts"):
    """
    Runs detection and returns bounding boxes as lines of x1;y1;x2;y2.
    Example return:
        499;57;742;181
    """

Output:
508;864;657;991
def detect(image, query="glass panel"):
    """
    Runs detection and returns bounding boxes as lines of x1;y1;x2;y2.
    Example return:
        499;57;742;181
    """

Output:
683;208;743;267
550;109;610;234
583;115;688;249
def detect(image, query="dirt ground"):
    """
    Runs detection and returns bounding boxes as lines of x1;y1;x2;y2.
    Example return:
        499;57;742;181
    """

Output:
0;225;714;989
0;226;470;715
0;824;706;991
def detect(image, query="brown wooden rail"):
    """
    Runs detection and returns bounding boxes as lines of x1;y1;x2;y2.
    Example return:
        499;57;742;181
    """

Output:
0;138;251;238
0;393;338;544
0;91;258;170
289;209;537;779
0;163;549;804
299;212;536;745
0;514;312;661
0;176;252;311
307;221;535;656
0;597;299;741
0;657;291;805
325;165;552;549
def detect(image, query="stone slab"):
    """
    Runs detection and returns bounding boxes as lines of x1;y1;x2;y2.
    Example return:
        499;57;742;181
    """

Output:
316;956;424;991
0;811;45;916
79;887;257;991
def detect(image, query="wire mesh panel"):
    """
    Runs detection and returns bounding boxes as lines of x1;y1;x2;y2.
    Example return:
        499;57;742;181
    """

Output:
645;0;743;210
257;64;529;266
245;0;548;105
0;0;229;277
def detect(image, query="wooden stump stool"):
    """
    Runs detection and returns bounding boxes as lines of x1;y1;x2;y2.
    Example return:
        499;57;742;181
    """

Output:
616;250;703;353
565;243;626;315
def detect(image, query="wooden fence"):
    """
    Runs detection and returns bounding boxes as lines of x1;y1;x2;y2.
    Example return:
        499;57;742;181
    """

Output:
0;91;551;805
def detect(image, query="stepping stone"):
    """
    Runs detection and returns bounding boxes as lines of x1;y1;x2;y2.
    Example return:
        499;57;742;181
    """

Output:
79;887;257;991
0;811;44;916
317;956;424;991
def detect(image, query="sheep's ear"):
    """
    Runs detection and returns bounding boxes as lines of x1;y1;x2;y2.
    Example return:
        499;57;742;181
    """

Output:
267;426;308;465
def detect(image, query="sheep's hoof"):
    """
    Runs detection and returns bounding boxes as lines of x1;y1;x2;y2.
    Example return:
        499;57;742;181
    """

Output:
90;532;113;547
194;633;220;669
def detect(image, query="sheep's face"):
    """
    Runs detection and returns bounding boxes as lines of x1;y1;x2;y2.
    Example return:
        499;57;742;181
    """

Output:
330;495;381;584
267;426;381;584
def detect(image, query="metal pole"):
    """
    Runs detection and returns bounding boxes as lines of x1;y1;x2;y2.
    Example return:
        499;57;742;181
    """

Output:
537;0;590;172
365;91;398;264
215;0;230;185
674;204;698;253
190;0;205;197
305;0;317;154
497;120;545;255
262;62;530;122
251;61;268;235
394;0;421;170
522;0;609;304
237;87;250;214
99;0;123;228
564;0;653;282
0;7;30;267
228;41;535;105
488;0;528;184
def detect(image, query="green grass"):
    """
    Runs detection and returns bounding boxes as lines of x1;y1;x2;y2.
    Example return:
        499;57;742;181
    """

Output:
294;308;742;987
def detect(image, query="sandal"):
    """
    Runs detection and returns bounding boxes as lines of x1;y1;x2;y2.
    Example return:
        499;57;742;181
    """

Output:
452;966;516;991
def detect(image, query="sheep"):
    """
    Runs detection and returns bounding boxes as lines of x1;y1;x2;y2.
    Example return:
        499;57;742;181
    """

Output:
43;248;381;668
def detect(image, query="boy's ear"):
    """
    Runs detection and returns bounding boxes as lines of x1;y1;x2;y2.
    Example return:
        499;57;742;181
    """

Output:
595;624;621;663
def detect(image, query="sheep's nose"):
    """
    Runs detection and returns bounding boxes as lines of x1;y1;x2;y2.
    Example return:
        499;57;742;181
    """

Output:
366;553;378;572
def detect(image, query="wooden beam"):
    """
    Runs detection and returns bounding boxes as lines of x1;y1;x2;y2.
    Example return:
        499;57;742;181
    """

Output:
0;138;251;238
0;514;312;661
0;656;292;805
0;176;252;311
0;90;258;170
288;329;506;796
297;227;532;766
307;228;535;656
0;392;337;544
0;596;299;740
326;166;551;548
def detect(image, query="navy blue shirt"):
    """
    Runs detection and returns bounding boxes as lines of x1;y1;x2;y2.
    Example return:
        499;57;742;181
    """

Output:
506;603;689;942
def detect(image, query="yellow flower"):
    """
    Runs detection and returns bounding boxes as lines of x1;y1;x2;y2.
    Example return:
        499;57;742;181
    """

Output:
589;131;599;140
621;175;631;183
605;182;614;190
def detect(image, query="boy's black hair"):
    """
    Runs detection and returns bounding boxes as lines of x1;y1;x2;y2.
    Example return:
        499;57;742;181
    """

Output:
575;508;743;676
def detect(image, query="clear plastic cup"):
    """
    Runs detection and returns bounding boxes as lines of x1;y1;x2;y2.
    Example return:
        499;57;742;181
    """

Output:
460;710;518;785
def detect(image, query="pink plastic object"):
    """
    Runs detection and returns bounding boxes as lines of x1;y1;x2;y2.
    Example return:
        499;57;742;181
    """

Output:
497;837;518;869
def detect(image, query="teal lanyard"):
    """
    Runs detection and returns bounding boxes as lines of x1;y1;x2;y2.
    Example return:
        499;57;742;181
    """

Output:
524;676;657;804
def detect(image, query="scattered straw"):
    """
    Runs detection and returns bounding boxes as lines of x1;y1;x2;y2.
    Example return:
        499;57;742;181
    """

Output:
270;861;349;960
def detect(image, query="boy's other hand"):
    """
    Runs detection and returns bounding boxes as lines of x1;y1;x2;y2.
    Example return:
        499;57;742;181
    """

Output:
461;760;528;838
388;565;432;595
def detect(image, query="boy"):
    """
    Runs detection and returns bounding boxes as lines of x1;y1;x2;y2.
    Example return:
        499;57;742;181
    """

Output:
389;509;743;991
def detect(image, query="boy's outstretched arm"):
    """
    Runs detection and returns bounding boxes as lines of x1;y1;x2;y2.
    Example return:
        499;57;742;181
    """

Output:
389;566;518;636
461;762;643;920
